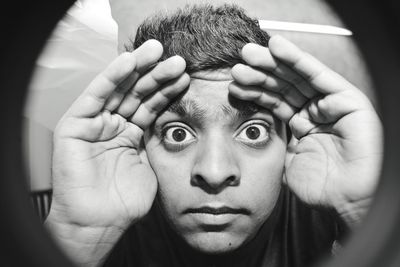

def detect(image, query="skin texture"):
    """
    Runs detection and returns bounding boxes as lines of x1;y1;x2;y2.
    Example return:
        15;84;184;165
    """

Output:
46;39;190;266
144;72;287;254
45;36;383;266
229;36;383;224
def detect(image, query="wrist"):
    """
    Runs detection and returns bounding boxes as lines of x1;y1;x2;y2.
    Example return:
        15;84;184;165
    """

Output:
45;210;126;267
48;194;136;230
332;196;373;229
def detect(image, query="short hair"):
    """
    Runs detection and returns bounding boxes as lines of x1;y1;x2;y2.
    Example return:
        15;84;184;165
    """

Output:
125;4;270;74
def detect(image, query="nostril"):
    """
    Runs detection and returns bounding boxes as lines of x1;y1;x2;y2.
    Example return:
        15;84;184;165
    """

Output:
227;175;240;186
191;174;206;187
190;173;240;191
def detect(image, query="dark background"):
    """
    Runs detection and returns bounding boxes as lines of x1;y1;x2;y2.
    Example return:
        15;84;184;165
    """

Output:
0;1;400;266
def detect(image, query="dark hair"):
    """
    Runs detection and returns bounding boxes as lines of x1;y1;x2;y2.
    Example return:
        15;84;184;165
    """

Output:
125;4;270;74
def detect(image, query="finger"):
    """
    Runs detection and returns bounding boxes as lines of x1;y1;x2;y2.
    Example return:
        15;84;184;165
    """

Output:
102;69;141;113
241;43;318;98
114;122;145;150
103;39;164;111
268;35;358;94
286;94;355;140
229;82;298;123
288;109;320;139
67;55;137;118
307;90;368;124
231;63;308;108
68;40;163;118
57;111;144;147
117;55;186;118
130;73;190;129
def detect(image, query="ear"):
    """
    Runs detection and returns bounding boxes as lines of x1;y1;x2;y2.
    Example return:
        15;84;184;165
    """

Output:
283;134;298;185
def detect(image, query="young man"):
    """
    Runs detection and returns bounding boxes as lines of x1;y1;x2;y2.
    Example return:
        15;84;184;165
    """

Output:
45;4;383;267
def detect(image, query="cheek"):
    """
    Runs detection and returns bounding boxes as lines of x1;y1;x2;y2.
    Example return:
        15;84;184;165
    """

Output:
145;139;193;215
237;137;287;218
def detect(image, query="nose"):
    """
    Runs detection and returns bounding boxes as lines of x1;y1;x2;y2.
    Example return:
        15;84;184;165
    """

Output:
191;134;240;193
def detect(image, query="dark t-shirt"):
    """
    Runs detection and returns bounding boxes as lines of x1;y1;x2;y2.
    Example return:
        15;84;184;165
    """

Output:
104;187;342;267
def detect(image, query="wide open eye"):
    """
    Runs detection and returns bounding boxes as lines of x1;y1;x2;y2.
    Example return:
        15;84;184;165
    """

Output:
235;122;270;147
165;127;194;142
162;124;196;150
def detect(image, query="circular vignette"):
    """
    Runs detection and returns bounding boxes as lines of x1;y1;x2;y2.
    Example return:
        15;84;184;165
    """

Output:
0;1;75;266
322;1;400;266
0;1;400;267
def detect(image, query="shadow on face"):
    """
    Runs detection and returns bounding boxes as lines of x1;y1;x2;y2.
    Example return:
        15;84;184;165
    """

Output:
144;70;287;254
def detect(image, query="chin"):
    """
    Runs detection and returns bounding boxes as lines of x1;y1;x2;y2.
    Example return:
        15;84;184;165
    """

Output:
184;231;246;255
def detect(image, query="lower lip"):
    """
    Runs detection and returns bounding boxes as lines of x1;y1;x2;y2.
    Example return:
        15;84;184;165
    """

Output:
188;213;242;225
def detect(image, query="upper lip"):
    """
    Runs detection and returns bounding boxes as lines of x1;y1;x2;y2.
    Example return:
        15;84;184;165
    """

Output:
184;206;250;215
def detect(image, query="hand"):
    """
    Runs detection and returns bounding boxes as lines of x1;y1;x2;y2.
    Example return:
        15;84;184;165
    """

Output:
229;35;383;225
49;39;189;230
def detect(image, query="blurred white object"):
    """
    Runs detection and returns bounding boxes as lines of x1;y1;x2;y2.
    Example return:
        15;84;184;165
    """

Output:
26;0;118;131
69;0;118;39
24;0;118;191
259;20;352;36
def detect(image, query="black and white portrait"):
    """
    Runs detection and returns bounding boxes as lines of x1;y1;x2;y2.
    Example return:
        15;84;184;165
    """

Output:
23;1;384;266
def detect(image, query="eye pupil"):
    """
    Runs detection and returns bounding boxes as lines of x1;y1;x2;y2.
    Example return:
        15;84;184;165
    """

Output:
172;129;186;142
246;126;260;140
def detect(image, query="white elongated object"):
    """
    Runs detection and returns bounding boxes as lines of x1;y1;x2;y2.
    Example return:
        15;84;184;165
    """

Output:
259;20;352;36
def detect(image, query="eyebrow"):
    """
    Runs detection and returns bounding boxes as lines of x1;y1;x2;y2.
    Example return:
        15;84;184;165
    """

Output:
166;99;207;122
165;97;261;123
225;95;261;119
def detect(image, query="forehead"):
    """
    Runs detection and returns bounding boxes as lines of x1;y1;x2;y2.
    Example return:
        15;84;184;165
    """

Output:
185;69;233;102
165;70;262;119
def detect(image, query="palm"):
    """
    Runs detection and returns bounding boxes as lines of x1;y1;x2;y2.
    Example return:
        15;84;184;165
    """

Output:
230;36;383;215
49;39;190;229
285;101;382;206
52;114;157;227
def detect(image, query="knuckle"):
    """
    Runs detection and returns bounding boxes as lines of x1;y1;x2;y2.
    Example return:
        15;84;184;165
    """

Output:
272;94;284;110
291;75;306;87
279;82;292;95
143;102;159;115
254;88;264;102
130;89;144;99
263;75;277;88
271;61;281;75
160;85;177;98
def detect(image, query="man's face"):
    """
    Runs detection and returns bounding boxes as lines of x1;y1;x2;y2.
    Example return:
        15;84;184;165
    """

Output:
144;70;287;254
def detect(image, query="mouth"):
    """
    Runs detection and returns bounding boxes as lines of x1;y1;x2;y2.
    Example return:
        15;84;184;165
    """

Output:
183;205;250;227
184;206;250;215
